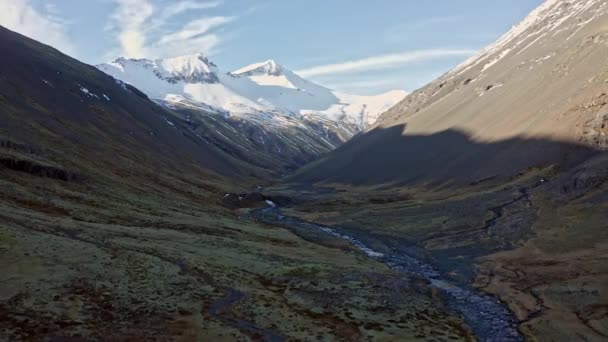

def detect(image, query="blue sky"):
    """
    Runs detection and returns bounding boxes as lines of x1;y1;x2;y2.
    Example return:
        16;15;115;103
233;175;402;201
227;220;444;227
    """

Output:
1;0;542;94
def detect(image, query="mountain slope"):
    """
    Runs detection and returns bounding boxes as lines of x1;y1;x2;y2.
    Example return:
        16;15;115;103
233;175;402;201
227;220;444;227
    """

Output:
0;29;263;183
377;0;608;145
293;0;608;186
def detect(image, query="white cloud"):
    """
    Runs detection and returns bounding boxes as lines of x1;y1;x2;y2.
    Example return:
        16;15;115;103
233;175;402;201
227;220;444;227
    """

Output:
153;31;221;58
158;16;233;44
108;0;231;59
297;49;477;78
163;1;221;19
111;0;155;58
0;0;75;55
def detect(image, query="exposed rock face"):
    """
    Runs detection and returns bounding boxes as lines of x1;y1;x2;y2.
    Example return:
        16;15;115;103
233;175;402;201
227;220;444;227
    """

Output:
552;153;608;201
581;104;608;149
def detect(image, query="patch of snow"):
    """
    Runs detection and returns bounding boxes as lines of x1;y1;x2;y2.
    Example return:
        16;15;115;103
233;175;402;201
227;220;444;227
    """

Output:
161;116;176;127
115;79;128;90
482;49;512;71
78;85;100;99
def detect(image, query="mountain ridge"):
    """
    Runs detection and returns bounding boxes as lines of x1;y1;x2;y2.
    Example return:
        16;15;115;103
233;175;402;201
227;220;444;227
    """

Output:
98;54;408;130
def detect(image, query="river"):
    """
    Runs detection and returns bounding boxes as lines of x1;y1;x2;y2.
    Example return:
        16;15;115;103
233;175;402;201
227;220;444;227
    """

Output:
253;204;524;342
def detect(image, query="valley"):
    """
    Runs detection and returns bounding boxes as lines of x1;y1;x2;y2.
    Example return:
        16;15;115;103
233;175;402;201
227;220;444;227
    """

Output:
1;0;608;341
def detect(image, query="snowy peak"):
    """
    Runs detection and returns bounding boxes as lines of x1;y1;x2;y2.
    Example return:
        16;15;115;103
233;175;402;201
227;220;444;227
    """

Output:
159;53;220;83
233;59;285;77
231;59;323;92
100;53;221;85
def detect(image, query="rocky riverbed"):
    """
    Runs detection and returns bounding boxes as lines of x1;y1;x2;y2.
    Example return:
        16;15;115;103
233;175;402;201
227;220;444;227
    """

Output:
253;205;524;342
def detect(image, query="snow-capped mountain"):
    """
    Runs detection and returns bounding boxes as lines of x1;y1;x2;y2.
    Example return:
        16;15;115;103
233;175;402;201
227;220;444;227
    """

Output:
97;55;407;130
231;59;407;128
97;54;406;173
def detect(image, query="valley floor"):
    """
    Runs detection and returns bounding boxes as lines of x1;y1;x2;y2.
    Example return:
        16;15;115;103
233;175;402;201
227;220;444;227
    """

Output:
267;163;608;341
2;152;607;341
0;165;473;341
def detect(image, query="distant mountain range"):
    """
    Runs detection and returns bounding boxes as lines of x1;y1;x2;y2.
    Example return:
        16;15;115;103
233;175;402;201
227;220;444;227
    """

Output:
96;55;406;174
98;55;406;130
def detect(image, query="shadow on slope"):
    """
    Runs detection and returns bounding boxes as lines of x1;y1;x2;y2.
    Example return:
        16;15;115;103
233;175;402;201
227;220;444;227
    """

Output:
290;124;603;186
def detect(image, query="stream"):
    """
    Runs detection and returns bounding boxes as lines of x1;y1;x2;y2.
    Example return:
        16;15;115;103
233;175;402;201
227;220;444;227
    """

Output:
253;205;524;342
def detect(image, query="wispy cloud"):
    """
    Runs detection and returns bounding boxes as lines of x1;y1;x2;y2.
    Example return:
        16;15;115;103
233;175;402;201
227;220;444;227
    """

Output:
0;0;75;55
158;16;233;44
111;0;155;58
297;49;477;78
108;0;232;59
163;1;221;19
